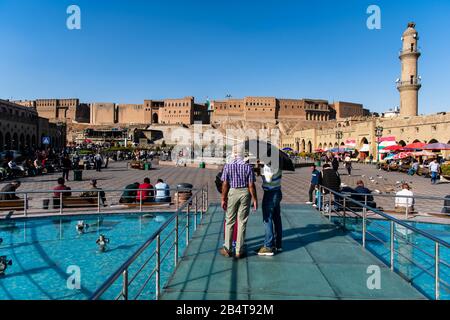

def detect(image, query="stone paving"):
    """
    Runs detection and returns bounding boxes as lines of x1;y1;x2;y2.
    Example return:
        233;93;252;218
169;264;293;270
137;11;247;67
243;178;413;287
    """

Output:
1;161;449;221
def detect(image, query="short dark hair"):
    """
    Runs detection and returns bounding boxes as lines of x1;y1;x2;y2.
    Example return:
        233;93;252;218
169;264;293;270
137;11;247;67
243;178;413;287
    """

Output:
144;178;150;184
323;164;331;169
57;177;65;185
157;179;163;183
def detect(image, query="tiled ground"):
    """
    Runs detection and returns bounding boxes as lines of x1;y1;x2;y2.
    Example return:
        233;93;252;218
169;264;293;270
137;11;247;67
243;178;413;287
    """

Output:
161;204;426;300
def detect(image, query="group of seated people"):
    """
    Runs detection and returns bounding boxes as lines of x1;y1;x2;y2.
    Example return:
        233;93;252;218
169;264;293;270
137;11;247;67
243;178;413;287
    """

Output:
119;178;171;204
337;180;415;214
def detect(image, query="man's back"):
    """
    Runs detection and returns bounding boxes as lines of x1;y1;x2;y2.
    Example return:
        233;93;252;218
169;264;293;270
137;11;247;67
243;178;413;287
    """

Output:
322;168;341;192
155;182;170;198
221;159;254;188
0;184;15;200
395;189;414;207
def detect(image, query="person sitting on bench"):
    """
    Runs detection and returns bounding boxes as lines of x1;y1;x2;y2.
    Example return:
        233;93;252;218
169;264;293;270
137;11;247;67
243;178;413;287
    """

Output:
119;182;140;204
80;179;107;206
53;178;72;207
155;179;171;203
354;180;377;209
136;178;154;203
395;183;414;214
0;181;21;201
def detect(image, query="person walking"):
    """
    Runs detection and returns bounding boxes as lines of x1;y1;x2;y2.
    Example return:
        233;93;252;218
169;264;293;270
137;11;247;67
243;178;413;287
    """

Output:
257;162;283;256
306;165;320;206
61;154;72;181
94;152;103;172
344;155;352;176
220;146;258;259
332;157;339;172
429;159;441;185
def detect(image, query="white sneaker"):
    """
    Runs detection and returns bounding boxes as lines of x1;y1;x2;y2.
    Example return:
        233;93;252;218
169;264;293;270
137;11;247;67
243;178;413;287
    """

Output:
312;204;317;208
306;202;313;205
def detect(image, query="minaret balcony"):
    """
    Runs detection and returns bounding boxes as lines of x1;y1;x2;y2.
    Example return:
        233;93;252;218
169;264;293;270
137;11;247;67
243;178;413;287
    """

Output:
396;78;422;90
399;47;421;58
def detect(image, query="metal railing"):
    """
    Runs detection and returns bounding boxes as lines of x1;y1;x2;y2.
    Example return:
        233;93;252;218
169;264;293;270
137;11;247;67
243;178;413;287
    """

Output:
316;186;449;300
0;186;206;218
89;185;208;300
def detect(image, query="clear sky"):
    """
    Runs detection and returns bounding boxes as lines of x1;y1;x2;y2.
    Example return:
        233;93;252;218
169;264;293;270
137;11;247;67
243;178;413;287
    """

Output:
1;0;449;114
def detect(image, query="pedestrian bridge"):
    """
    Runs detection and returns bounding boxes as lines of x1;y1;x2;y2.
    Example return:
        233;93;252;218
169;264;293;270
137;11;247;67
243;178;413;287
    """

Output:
162;204;425;300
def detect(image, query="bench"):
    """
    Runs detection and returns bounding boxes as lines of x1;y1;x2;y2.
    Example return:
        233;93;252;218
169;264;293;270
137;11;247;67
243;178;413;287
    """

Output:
125;202;172;208
43;197;99;209
425;212;450;219
0;200;26;212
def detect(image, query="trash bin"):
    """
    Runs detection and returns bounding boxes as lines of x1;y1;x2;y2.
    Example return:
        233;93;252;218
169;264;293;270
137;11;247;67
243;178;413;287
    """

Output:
176;183;193;205
199;162;206;169
144;163;152;170
315;160;321;167
73;170;83;181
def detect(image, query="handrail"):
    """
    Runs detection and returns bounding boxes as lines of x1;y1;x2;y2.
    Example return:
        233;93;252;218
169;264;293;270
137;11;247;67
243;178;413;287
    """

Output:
317;185;449;300
319;186;449;248
89;185;207;300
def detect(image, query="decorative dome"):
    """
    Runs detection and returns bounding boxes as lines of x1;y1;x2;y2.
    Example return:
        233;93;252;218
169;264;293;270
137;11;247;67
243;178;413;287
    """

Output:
403;22;418;37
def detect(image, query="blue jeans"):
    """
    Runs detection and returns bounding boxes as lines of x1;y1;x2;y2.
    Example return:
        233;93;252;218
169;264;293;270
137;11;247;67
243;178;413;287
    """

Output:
262;189;283;249
431;172;438;184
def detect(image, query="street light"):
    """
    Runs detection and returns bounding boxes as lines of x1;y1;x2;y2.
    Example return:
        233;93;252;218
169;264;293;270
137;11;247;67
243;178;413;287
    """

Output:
375;126;384;163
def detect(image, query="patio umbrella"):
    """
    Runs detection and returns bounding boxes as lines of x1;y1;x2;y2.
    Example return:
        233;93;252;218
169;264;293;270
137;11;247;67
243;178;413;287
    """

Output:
381;145;402;153
394;152;413;160
243;140;295;171
384;154;395;160
413;150;437;157
402;142;426;150
314;148;325;153
423;143;450;150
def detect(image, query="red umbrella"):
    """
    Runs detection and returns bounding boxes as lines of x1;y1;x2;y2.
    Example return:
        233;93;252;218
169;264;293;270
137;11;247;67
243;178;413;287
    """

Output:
394;152;413;160
402;142;426;150
382;145;402;152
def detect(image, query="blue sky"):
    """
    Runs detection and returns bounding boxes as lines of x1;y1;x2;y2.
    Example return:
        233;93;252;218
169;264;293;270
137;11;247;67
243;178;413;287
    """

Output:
0;0;449;114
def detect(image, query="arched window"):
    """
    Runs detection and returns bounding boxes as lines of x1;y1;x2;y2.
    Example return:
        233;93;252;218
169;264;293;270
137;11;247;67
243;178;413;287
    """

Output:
12;133;18;150
5;132;11;150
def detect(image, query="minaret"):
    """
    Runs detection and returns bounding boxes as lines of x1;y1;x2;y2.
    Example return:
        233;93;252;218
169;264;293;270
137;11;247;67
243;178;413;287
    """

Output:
397;22;421;117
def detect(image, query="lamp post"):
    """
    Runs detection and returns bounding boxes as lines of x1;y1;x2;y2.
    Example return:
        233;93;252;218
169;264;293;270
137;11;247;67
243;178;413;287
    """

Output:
336;131;343;152
375;126;384;163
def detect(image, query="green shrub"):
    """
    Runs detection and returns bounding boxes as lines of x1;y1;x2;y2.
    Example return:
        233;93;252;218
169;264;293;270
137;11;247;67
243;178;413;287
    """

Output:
441;164;450;176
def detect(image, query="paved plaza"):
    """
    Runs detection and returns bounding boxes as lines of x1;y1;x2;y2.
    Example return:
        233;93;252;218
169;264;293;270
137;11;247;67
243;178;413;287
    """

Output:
162;203;425;300
1;160;449;221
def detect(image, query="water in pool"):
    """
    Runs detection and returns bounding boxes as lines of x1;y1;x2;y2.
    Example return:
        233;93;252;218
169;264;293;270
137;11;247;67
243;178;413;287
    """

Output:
333;217;450;300
0;213;195;300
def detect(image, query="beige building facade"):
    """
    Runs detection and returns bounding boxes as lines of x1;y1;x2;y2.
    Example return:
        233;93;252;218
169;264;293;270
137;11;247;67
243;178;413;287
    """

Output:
281;113;450;158
0;99;66;151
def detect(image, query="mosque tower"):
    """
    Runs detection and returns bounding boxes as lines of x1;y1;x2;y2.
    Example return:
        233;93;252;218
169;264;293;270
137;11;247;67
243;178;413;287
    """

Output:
397;22;421;117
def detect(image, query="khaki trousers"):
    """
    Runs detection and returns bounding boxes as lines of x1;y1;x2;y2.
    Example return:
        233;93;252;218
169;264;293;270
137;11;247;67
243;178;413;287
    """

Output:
225;188;251;254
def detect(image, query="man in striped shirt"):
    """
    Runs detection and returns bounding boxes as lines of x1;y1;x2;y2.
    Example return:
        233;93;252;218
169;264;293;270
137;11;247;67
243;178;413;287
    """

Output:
220;146;258;259
257;162;283;256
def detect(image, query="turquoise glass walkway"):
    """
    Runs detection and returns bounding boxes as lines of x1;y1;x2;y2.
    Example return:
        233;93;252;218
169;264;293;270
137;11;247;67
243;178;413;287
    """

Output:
162;204;425;300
